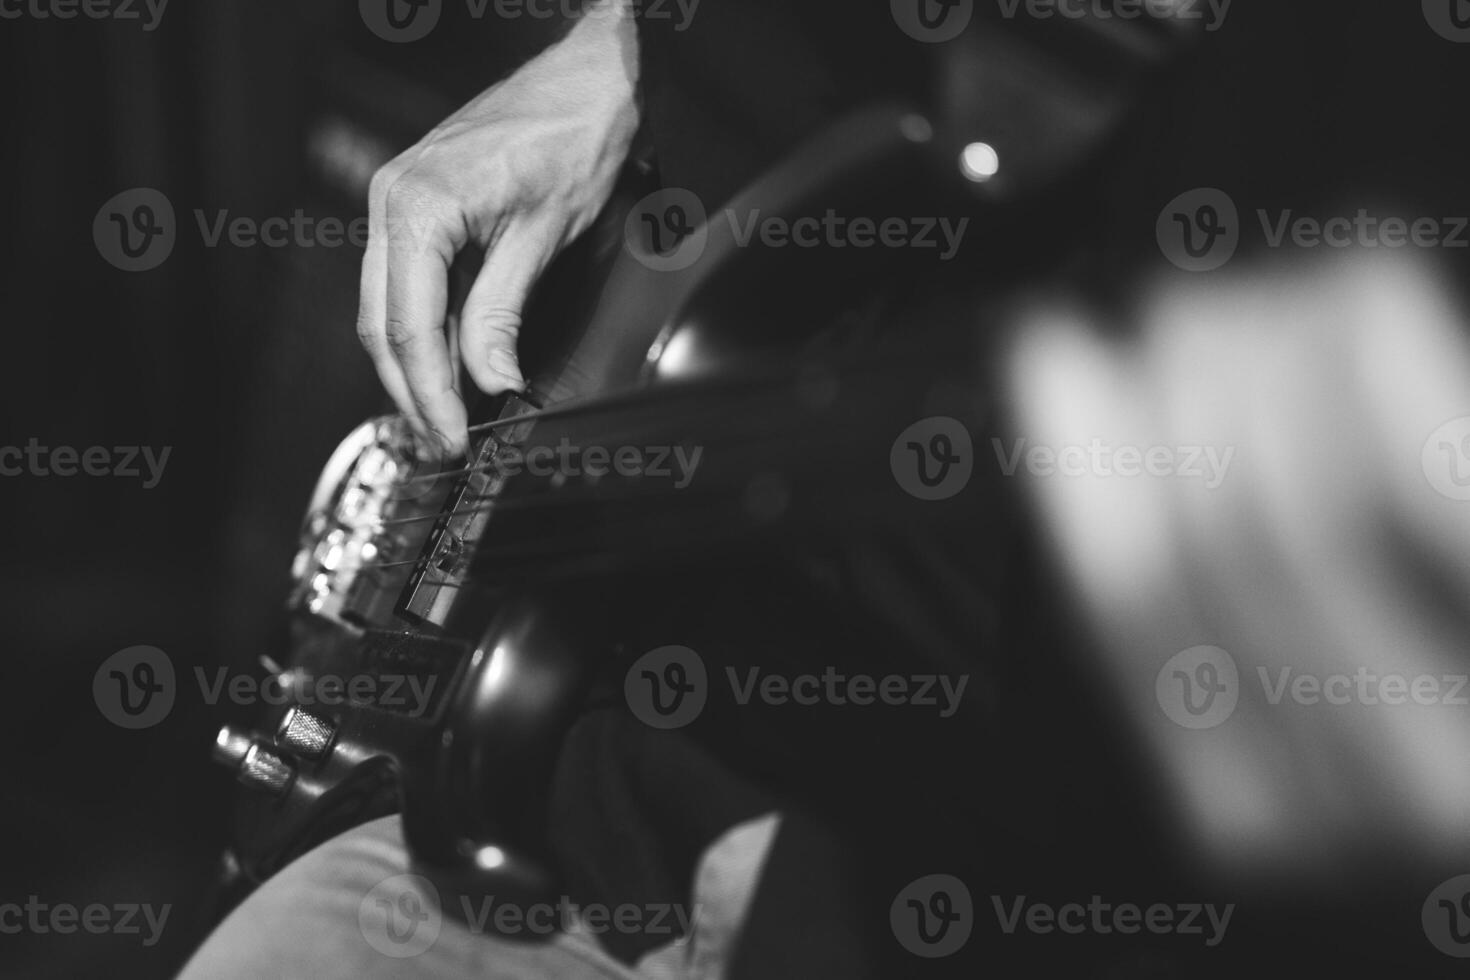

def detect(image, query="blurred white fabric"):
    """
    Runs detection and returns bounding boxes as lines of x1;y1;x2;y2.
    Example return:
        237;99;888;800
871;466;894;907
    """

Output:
1003;250;1470;884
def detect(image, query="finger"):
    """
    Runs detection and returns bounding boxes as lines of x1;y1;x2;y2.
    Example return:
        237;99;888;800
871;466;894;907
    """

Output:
383;180;470;457
356;167;420;431
459;224;554;396
446;311;464;384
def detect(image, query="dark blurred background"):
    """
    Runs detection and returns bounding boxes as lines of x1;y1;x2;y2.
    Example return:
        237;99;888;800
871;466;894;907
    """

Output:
0;4;570;976
3;2;1470;977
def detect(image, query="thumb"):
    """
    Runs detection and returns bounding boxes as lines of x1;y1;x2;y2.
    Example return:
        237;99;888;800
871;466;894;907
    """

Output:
459;229;552;395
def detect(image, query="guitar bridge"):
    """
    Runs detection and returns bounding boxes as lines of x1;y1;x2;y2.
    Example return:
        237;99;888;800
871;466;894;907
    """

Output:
289;415;457;629
397;392;541;626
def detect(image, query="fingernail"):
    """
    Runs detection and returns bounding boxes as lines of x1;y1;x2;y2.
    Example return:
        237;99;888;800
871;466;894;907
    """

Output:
489;350;524;389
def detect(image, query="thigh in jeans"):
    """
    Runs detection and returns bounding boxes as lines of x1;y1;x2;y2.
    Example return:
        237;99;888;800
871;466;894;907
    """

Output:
180;813;779;980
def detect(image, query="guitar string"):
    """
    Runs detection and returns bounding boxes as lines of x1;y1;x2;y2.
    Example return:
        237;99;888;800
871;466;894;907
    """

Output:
325;360;927;575
329;513;724;577
404;369;804;486
317;471;877;577
320;442;833;574
367;414;798;534
345;492;724;571
321;421;874;573
337;429;844;554
393;402;801;500
403;393;636;486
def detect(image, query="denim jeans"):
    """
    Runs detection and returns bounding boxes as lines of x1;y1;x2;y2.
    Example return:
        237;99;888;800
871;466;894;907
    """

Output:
179;813;779;980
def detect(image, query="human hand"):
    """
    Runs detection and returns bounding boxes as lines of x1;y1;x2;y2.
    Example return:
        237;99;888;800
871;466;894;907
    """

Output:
356;0;640;456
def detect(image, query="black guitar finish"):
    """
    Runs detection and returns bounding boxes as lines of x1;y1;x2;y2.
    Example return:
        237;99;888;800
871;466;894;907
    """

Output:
213;0;1203;918
213;102;954;925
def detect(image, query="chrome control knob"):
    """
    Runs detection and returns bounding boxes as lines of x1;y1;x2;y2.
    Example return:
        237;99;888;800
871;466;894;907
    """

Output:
213;725;295;796
213;726;253;768
275;706;336;761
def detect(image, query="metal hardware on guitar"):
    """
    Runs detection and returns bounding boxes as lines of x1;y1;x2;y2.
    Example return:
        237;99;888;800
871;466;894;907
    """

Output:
284;391;542;632
208;207;619;923
213;728;294;797
209;104;953;931
209;6;1204;916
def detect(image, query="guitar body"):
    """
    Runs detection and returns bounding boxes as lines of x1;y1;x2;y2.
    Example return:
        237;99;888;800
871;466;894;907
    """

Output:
213;103;951;924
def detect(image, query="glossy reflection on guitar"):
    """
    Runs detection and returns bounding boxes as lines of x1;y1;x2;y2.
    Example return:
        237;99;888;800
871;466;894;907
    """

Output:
210;103;997;929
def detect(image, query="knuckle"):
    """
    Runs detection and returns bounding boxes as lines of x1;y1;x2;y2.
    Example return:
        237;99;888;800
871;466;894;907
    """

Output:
355;313;382;352
383;171;429;214
468;307;522;340
383;173;453;251
385;317;421;358
384;169;449;219
367;160;408;211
